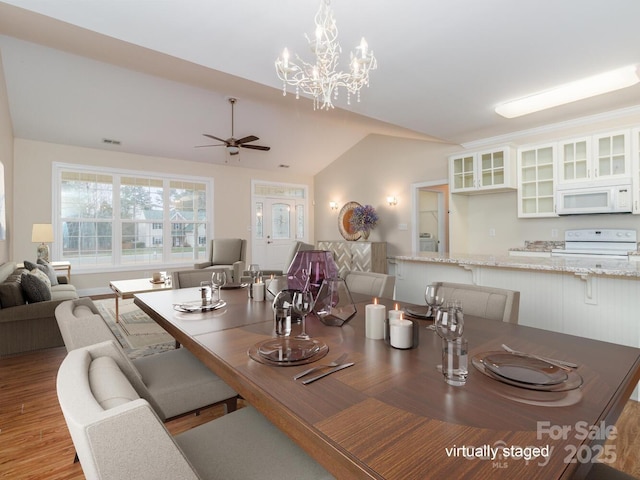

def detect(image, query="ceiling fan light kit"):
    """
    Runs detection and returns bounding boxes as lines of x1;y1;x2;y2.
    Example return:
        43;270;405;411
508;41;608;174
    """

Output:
275;0;377;111
196;97;270;156
495;64;640;118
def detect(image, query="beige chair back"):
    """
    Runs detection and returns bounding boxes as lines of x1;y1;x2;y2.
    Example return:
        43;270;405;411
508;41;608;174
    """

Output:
437;282;520;324
55;298;119;352
343;271;395;299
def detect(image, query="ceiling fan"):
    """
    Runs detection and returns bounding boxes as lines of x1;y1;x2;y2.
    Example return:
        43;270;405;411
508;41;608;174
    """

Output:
197;97;270;156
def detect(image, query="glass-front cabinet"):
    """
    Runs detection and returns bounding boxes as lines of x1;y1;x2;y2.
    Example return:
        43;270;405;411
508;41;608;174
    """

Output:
449;147;515;194
557;131;629;184
517;143;557;217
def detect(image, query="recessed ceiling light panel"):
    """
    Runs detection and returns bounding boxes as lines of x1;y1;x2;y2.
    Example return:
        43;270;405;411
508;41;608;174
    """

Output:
495;65;640;119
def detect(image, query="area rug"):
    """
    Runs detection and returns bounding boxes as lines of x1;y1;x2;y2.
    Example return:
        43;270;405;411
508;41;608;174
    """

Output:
94;297;175;359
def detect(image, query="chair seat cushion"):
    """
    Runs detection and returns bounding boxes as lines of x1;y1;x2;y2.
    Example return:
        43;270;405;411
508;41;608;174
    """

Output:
132;348;237;419
176;406;334;480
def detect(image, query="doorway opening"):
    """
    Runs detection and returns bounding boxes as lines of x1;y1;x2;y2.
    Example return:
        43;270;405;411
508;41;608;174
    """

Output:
411;180;449;253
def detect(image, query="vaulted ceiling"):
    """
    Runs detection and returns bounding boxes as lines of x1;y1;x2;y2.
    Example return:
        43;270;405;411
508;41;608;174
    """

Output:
0;1;639;175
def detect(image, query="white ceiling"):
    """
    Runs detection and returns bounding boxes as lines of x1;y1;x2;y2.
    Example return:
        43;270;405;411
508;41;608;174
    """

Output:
1;0;640;175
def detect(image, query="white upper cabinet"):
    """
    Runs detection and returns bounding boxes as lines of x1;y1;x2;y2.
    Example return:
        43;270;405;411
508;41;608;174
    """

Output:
449;147;515;194
517;143;557;218
557;131;630;185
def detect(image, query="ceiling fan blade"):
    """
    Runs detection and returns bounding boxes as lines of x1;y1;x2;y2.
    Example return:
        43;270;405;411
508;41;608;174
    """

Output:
235;135;259;144
203;133;229;144
241;144;271;151
194;144;225;148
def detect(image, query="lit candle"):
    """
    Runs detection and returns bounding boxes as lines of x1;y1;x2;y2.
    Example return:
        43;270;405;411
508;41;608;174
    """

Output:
252;279;265;302
282;48;289;69
388;303;403;323
365;297;386;340
390;316;413;349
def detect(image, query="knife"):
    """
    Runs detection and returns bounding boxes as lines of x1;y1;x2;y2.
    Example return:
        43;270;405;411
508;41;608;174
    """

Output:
301;362;355;385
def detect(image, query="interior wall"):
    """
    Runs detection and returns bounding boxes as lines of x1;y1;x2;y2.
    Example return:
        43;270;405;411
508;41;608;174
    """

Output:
0;52;11;263
12;139;314;290
314;134;459;257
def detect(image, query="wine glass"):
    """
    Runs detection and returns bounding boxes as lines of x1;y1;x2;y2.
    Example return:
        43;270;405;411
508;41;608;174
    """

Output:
248;264;261;281
424;284;444;318
435;300;464;340
211;270;227;303
292;290;315;340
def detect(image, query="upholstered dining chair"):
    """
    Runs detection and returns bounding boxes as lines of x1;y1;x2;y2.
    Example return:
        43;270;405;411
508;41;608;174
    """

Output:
170;268;228;289
240;241;315;282
343;270;395;299
436;281;520;324
193;238;247;282
55;298;238;421
57;343;334;480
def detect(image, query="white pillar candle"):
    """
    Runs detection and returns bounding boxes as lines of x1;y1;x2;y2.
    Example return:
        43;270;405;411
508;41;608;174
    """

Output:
390;318;413;349
252;282;265;301
388;303;403;323
365;299;386;340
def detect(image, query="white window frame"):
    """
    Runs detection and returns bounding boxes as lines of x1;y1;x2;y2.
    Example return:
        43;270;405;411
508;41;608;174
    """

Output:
52;162;214;273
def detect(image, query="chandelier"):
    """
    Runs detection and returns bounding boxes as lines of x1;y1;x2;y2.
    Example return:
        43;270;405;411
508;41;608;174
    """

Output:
275;0;377;111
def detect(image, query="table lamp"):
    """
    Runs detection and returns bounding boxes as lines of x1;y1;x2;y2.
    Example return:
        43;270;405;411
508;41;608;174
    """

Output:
32;223;53;262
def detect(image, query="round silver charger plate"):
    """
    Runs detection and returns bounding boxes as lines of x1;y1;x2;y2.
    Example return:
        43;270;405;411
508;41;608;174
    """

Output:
248;338;329;366
172;300;227;313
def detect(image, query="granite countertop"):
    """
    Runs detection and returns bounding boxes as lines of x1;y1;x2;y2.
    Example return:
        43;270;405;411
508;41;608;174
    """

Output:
393;252;640;278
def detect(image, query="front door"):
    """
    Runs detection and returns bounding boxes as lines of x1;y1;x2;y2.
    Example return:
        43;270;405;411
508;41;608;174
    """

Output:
253;198;297;271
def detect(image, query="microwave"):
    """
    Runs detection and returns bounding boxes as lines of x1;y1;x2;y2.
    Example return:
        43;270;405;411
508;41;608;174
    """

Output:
555;181;632;215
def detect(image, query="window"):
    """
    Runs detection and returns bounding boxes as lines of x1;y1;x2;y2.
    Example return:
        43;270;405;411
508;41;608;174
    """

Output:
54;164;212;270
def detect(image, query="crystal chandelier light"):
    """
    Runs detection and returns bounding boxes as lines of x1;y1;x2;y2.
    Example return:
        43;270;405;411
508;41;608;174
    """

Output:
275;0;377;111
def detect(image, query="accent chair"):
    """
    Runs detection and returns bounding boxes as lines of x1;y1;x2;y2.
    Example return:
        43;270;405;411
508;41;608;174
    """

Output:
194;238;247;283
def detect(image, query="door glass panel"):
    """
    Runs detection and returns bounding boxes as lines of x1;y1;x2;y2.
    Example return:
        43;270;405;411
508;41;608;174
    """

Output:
271;203;290;239
255;202;263;238
296;205;304;239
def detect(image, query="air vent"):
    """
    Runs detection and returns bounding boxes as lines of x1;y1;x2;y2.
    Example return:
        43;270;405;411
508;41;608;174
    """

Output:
278;164;290;168
102;138;121;145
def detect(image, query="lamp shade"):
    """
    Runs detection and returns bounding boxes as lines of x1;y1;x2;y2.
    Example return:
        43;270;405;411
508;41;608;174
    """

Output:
32;224;53;243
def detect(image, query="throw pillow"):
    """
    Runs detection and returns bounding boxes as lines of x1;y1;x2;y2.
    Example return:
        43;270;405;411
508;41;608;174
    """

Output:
30;268;51;289
36;258;59;286
23;260;37;271
21;272;52;303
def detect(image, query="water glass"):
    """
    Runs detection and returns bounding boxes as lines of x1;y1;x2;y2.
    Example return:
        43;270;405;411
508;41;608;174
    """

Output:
274;306;292;337
200;281;212;306
442;337;468;386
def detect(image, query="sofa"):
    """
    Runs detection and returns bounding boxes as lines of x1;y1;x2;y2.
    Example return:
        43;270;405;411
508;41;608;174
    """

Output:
0;261;79;356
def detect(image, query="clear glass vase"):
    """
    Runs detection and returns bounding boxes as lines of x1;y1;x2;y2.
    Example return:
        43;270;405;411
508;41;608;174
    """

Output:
313;277;357;327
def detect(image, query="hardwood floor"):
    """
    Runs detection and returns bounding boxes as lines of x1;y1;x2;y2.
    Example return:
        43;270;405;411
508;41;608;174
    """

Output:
1;346;639;479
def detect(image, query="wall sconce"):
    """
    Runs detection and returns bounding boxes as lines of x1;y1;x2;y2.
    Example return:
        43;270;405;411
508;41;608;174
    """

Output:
387;196;398;206
329;201;339;210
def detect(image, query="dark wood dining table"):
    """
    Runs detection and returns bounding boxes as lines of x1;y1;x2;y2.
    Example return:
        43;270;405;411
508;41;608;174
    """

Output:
135;287;640;480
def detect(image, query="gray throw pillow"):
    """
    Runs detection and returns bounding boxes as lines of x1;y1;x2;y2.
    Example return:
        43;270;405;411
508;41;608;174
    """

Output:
36;258;59;286
21;272;52;303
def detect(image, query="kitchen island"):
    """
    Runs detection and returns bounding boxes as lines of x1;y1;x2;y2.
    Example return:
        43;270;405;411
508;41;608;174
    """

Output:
393;252;640;400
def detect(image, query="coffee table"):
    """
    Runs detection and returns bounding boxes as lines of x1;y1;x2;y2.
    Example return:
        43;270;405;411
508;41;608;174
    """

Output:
109;278;172;323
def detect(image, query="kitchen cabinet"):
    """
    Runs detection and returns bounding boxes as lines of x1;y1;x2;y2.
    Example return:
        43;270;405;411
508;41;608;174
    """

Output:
632;128;640;213
517;143;557;217
558;130;630;184
449;147;515;194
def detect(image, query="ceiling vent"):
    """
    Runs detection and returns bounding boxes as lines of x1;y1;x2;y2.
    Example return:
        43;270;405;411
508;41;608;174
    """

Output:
102;138;121;145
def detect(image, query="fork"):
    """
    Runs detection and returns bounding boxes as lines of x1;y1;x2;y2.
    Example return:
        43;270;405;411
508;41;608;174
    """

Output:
293;353;349;380
501;344;578;370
